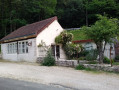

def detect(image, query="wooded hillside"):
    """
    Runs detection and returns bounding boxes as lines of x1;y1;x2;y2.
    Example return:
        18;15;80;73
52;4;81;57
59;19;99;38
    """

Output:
0;0;119;39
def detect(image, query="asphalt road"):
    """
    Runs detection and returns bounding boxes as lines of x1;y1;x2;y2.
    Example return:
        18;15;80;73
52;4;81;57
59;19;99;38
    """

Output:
0;77;66;90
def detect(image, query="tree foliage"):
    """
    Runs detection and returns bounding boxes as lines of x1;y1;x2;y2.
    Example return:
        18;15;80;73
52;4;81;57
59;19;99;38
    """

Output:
0;0;119;39
82;15;119;63
55;31;73;45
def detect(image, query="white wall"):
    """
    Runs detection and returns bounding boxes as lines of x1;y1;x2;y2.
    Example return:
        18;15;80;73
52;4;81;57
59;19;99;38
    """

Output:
1;38;37;62
80;42;115;59
36;20;66;59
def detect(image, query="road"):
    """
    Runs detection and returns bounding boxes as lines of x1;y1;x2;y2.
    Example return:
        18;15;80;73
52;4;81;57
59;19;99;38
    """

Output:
0;77;66;90
0;62;119;90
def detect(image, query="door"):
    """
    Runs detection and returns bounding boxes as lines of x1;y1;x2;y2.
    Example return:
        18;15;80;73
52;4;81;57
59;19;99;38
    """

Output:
51;45;60;58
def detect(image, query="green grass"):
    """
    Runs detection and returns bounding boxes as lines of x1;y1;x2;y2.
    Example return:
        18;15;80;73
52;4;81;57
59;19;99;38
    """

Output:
113;62;119;65
75;64;119;74
67;29;88;41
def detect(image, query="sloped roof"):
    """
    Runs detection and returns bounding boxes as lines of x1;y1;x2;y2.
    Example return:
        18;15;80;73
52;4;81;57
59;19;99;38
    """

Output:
72;39;93;44
0;16;57;43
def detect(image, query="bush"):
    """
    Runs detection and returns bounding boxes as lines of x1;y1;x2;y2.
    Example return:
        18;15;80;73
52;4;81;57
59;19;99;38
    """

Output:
86;49;98;61
115;55;119;60
42;49;55;66
78;57;86;60
79;50;89;57
75;64;85;70
63;43;81;59
103;57;114;64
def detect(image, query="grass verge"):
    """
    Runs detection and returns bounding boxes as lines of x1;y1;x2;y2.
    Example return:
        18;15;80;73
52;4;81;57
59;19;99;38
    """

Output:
75;64;119;74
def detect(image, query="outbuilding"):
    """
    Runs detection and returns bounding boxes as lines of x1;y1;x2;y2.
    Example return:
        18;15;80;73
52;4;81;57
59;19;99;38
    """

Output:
0;16;66;62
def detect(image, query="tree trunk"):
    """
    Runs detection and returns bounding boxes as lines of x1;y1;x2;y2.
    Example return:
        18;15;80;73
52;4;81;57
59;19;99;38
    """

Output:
86;8;88;26
97;42;104;64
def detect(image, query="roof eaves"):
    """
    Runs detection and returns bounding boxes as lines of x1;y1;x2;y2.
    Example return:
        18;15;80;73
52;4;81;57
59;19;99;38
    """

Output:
0;33;36;43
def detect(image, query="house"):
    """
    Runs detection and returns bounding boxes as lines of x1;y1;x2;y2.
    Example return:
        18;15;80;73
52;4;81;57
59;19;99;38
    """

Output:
0;16;66;62
73;39;115;59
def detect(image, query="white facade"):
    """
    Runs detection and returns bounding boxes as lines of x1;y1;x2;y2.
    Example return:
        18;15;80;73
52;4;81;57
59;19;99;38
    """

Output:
1;38;37;62
81;42;115;59
36;20;67;59
1;20;67;62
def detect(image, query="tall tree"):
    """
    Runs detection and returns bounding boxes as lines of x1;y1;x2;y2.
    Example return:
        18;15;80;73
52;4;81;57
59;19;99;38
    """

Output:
0;0;57;38
82;15;118;63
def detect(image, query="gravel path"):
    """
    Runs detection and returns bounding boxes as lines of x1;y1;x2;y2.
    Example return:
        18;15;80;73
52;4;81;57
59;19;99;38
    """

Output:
0;62;119;90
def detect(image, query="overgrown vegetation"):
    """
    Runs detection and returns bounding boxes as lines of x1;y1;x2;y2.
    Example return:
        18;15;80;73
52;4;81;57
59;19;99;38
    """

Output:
75;64;97;72
103;57;114;64
55;31;83;59
63;43;82;59
75;64;119;74
67;30;88;41
1;0;119;39
115;55;119;60
82;15;119;64
41;49;55;66
85;49;98;61
55;31;73;45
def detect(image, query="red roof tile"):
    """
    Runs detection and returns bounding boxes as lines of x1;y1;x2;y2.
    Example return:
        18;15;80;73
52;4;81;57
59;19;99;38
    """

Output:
1;16;57;42
72;39;93;43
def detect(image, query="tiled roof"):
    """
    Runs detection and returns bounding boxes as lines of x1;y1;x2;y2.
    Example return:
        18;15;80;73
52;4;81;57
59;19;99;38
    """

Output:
72;39;93;43
0;16;57;43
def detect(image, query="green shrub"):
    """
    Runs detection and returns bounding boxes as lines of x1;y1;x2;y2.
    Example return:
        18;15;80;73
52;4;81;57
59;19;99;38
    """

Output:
78;57;85;60
86;49;98;61
115;55;119;60
103;57;110;64
42;49;55;66
75;64;85;70
63;43;81;59
79;50;89;57
103;57;114;64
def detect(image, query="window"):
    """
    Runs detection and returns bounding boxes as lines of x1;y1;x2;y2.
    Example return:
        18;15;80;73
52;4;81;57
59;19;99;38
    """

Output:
51;45;60;58
18;41;28;54
7;41;29;54
84;43;93;50
7;42;17;54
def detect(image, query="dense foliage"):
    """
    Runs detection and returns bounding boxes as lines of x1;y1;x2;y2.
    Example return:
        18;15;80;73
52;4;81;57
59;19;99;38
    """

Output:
42;49;55;66
82;15;119;63
55;31;73;45
103;57;114;64
63;43;82;59
0;0;119;39
85;49;98;61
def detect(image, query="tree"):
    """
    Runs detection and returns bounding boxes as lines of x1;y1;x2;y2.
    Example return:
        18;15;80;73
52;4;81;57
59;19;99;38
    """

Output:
55;31;73;46
0;0;57;38
82;15;118;63
56;0;86;28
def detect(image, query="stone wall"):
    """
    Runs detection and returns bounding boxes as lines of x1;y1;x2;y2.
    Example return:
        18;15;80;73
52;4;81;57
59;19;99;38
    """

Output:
83;64;119;73
55;60;79;67
36;57;44;63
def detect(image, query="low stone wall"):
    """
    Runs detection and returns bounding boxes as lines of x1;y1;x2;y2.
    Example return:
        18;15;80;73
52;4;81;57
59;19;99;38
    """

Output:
78;60;89;65
36;57;88;67
36;57;44;63
56;60;78;67
83;64;119;73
